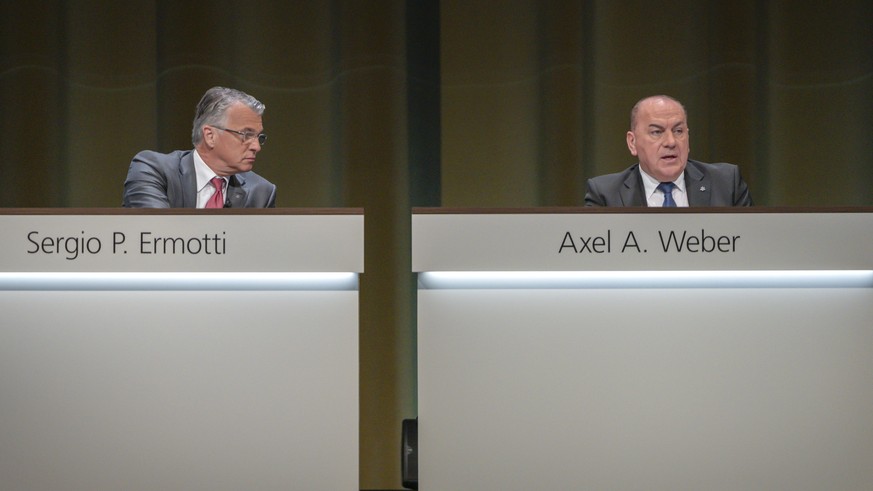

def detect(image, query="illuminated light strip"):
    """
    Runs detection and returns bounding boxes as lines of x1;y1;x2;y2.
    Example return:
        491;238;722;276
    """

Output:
0;272;358;291
418;270;873;289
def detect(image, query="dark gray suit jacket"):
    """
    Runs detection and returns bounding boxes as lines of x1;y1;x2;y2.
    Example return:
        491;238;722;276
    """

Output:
584;160;752;207
123;150;276;208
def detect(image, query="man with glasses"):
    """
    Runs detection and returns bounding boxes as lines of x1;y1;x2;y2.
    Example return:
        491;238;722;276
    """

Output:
585;95;752;207
123;86;276;208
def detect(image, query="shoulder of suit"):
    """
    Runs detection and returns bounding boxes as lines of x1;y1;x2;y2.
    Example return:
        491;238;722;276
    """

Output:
234;170;275;189
133;149;192;161
688;159;738;171
687;160;740;178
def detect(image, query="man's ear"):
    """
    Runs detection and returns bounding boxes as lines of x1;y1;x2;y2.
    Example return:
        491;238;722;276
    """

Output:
626;131;637;156
686;127;690;153
203;126;216;148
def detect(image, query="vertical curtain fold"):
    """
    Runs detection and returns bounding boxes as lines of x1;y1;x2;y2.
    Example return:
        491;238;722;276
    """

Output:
1;1;67;206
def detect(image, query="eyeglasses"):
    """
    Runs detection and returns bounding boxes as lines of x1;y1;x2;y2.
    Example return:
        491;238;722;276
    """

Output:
213;126;267;146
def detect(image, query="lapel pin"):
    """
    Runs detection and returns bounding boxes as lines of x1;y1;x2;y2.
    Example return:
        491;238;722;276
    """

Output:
700;186;706;192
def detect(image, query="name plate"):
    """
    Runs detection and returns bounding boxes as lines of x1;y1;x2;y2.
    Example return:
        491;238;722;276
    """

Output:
1;212;363;273
412;211;873;271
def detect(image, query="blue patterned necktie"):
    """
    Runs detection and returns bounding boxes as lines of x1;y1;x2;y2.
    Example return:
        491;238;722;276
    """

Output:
657;182;676;207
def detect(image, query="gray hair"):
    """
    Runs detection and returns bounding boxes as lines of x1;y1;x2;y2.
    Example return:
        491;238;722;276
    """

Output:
630;95;685;130
191;87;265;146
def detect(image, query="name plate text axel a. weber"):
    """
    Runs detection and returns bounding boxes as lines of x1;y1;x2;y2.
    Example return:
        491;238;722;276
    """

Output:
412;212;873;271
1;213;363;273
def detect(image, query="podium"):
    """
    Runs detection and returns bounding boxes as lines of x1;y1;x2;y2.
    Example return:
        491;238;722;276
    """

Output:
413;209;873;491
0;209;362;491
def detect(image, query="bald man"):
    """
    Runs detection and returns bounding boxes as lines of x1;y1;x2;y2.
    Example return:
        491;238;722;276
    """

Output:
585;95;752;207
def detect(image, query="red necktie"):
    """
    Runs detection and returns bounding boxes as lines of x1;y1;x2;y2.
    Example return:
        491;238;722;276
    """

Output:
205;177;224;208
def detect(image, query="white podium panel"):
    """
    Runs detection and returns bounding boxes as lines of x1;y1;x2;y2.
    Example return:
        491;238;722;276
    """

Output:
0;210;362;491
414;210;873;491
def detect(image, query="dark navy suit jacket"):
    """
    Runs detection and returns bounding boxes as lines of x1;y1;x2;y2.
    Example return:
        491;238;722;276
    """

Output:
584;160;752;207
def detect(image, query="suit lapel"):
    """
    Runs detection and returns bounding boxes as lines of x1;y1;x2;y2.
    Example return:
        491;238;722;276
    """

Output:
179;152;198;208
226;174;247;208
685;161;711;206
621;167;646;206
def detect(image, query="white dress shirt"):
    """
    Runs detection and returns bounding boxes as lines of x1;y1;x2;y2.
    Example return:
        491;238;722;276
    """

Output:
193;150;227;208
639;167;689;207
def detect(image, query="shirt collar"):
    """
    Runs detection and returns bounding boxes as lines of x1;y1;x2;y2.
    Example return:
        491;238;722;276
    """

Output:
193;149;226;192
639;165;686;201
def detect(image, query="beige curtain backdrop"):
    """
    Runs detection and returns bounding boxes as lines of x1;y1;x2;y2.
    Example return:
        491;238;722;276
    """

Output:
2;1;871;488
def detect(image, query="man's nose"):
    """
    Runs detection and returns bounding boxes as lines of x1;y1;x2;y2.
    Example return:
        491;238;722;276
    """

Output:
663;131;676;146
